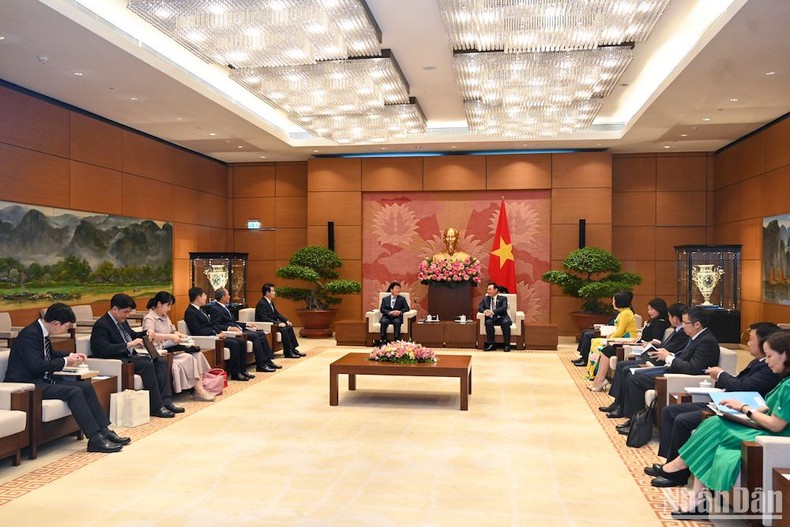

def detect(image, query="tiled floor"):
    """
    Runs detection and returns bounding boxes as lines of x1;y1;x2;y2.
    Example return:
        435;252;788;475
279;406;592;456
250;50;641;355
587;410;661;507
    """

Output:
0;340;724;526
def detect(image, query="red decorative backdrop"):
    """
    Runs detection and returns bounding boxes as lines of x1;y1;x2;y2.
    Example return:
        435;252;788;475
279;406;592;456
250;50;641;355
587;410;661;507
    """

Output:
362;191;550;322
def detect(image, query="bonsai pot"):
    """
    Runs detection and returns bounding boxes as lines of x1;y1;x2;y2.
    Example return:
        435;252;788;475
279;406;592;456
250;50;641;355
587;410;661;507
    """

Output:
296;309;337;338
570;311;612;333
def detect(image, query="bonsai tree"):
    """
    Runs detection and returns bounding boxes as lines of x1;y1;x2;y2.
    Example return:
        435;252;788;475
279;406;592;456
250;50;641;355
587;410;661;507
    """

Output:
275;245;361;310
541;246;642;314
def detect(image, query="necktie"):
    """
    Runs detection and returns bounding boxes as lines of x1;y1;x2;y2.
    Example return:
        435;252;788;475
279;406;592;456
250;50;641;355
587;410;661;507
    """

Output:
43;336;55;383
117;323;132;343
390;296;395;308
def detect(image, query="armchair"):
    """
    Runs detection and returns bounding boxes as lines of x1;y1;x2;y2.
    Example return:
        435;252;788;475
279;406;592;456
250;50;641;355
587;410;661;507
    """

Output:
0;312;23;348
237;308;280;355
70;304;100;334
0;350;34;466
177;320;251;370
365;293;417;346
475;293;526;349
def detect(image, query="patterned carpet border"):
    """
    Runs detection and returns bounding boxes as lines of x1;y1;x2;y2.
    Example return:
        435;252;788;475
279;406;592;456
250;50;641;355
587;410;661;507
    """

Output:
559;348;715;527
0;347;329;506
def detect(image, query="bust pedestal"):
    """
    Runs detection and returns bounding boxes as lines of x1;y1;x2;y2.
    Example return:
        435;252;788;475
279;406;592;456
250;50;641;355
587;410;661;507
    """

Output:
428;283;473;321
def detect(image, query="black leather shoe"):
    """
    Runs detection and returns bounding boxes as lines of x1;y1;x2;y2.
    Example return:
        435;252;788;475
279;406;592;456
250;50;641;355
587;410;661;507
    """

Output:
232;373;250;381
87;434;123;453
572;358;586;366
615;419;632;429
503;346;511;352
101;428;131;446
284;352;301;359
152;407;175;418
243;372;256;379
294;350;306;357
266;361;283;369
256;365;276;372
652;467;690;487
164;403;185;414
599;403;618;413
670;508;707;520
606;408;625;418
644;463;663;477
483;344;496;351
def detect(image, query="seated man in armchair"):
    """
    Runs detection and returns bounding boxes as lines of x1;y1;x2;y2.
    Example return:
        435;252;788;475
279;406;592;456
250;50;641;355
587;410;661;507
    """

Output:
377;281;410;345
478;281;512;352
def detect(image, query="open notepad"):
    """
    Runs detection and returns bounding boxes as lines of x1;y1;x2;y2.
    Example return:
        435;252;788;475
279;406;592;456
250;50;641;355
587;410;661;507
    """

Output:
707;391;768;430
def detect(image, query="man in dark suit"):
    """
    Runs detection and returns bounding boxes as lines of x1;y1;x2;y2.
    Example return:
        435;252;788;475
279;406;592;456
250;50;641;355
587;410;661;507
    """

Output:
255;283;304;359
477;282;512;352
615;306;721;435
4;303;128;453
646;322;783;487
184;287;251;382
207;287;278;373
378;281;410;344
600;303;690;416
90;293;183;418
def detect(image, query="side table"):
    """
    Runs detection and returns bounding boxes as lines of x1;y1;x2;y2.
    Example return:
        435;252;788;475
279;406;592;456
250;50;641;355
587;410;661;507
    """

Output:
412;322;445;347
412;321;477;348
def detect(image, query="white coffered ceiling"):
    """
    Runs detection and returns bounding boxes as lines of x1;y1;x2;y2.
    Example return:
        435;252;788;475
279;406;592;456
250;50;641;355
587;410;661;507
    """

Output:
0;0;787;163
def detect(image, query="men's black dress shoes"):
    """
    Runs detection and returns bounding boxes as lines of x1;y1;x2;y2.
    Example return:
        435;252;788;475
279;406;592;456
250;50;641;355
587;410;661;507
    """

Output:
644;463;663;477
293;350;306;357
266;361;283;369
483;344;496;352
101;428;131;446
231;373;250;381
164;403;185;414
615;419;632;429
152;407;175;418
87;434;123;453
256;365;276;372
606;408;625;418
284;352;301;359
670;507;707;520
243;372;256;379
571;358;586;366
599;403;618;413
652;467;690;487
503;346;511;352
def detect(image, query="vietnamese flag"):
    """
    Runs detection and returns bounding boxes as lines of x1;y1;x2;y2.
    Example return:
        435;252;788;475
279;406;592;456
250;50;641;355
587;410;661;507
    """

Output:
488;199;517;294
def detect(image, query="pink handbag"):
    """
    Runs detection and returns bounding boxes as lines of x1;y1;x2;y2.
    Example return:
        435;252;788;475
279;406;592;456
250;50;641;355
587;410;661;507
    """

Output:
202;368;226;395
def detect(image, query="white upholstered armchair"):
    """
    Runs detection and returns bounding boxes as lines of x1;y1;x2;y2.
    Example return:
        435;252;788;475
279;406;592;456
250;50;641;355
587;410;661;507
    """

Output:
365;292;417;345
475;293;526;349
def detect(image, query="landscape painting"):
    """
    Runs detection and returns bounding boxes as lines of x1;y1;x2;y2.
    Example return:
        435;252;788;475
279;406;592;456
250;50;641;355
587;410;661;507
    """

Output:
0;201;172;309
763;213;790;305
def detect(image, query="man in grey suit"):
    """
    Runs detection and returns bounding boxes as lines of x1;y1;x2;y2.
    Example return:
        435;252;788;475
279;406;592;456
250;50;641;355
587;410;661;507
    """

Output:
478;282;512;352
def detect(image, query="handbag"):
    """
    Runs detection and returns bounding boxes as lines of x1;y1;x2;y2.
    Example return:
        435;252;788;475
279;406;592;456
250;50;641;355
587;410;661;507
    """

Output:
203;368;227;395
109;389;150;427
626;399;656;448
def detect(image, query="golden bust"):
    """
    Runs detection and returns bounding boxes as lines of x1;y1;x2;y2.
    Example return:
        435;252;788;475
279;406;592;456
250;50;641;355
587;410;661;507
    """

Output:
432;227;471;262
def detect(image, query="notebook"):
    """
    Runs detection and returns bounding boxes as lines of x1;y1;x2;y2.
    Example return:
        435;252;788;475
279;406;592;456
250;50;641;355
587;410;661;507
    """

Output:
140;335;160;359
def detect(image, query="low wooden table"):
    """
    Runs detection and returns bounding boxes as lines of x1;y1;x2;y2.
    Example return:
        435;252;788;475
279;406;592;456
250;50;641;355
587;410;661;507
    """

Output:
412;321;477;348
329;353;472;411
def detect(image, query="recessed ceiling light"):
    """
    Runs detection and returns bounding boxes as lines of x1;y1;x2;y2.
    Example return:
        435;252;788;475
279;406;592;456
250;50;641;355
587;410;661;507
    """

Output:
237;145;243;149
680;133;688;137
729;97;738;102
663;145;671;149
209;132;216;136
702;117;710;122
422;65;437;71
73;72;83;76
380;147;386;150
129;97;138;101
0;36;5;41
313;149;319;153
766;71;776;76
175;117;182;121
259;155;266;159
450;145;456;149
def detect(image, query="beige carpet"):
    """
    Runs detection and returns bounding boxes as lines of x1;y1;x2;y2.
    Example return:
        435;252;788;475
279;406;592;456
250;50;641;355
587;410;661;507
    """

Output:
0;341;718;526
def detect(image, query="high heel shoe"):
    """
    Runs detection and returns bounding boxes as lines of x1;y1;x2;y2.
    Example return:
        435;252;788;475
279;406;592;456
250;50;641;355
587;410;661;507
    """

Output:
588;380;610;392
193;391;216;402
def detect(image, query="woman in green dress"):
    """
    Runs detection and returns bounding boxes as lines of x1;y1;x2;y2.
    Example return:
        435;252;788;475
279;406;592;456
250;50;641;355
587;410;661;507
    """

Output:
655;330;790;516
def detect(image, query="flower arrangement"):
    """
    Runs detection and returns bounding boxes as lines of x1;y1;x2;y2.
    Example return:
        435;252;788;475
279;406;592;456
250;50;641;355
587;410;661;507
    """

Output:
369;340;437;364
417;257;481;288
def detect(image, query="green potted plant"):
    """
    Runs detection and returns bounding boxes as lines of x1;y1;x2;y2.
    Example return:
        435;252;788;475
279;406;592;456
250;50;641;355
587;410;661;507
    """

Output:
541;246;642;331
275;245;362;337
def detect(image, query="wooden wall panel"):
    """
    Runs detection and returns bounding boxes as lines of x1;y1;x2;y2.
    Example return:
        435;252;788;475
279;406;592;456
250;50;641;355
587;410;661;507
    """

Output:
612;226;656;261
0;143;70;208
121;173;173;221
612;191;656;226
122;131;174;182
361;157;423;191
713;135;765;190
486;154;551;189
551;188;611;224
0;86;69;157
761;165;790;217
234;230;275;261
742;259;762;302
233;197;275;229
551;295;581;335
613;155;656;191
246;260;276;295
172;258;191;301
196;160;229;196
655;261;677;300
308;158;361;191
173;224;231;256
762;118;790;173
70;161;123;214
274;228;307;260
656;191;707;226
307;191;362;226
70;113;123;170
763;303;790;327
656;155;707;191
550;223;612;259
275;162;308;196
423;156;486;190
655;227;707;260
275;196;307;228
626;260;657;298
233;164;276;197
307;225;361;260
551;152;612;188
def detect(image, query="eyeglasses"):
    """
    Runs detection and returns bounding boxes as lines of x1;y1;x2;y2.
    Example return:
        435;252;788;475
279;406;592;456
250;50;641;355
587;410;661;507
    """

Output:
681;320;693;325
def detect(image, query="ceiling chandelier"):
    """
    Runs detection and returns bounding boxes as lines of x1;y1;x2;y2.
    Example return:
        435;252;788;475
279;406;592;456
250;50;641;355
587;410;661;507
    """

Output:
438;0;671;138
127;0;425;144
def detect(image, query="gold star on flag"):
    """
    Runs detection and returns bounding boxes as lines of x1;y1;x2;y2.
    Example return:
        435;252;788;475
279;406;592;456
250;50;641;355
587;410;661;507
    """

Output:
491;237;514;269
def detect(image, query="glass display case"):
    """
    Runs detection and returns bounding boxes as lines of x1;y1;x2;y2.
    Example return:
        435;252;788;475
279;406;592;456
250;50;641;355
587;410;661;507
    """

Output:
675;245;742;343
190;252;248;312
